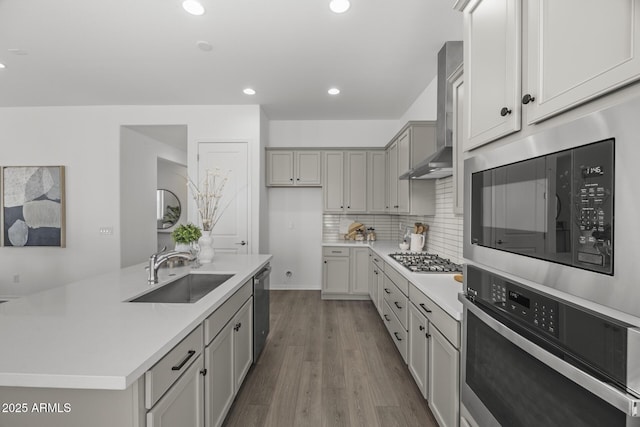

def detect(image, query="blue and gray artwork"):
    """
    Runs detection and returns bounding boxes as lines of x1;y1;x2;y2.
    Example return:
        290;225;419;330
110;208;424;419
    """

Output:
3;166;64;247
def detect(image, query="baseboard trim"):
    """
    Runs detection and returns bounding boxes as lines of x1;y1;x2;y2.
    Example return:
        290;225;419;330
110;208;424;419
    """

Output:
269;284;322;291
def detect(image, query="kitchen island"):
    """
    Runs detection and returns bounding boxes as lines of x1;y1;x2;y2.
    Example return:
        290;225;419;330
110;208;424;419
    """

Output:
0;253;271;427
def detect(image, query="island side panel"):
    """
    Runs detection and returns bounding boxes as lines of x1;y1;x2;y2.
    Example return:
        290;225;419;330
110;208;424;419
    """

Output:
0;378;145;427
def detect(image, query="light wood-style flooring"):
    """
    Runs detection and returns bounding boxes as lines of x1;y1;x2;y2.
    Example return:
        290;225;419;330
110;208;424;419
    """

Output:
223;290;438;427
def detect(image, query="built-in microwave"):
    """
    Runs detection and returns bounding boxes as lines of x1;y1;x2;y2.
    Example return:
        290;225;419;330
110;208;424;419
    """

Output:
470;139;614;275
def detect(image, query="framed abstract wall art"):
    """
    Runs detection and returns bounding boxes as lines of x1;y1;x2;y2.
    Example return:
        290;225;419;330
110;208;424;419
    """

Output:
2;166;66;247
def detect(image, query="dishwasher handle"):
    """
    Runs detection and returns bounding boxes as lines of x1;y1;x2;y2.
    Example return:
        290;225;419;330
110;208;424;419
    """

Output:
254;265;271;281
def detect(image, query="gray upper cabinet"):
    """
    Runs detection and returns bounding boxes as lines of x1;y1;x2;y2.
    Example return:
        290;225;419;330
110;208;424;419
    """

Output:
345;151;367;212
386;122;438;216
524;0;640;124
266;150;321;186
367;150;387;213
464;0;521;150
323;151;345;212
323;151;368;213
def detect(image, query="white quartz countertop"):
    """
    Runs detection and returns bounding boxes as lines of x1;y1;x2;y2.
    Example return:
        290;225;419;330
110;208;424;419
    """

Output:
0;254;271;390
322;240;463;320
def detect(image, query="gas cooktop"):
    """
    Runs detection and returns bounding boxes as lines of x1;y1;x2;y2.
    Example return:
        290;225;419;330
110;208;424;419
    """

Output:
389;252;463;273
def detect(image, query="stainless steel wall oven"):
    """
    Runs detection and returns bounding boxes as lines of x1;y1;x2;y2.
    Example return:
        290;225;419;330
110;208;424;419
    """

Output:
462;95;640;426
460;265;640;427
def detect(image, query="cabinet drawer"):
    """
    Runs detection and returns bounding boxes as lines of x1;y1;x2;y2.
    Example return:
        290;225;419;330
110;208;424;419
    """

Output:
205;279;252;345
383;277;408;330
145;324;203;409
383;263;409;296
383;300;407;364
371;252;384;271
409;284;460;348
323;246;349;257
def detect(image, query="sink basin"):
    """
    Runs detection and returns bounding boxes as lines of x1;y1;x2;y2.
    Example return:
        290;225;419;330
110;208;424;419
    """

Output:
129;274;234;303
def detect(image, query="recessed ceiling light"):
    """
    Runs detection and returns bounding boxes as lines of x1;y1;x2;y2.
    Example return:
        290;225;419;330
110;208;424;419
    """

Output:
328;88;340;95
182;0;205;16
243;88;256;95
329;0;350;13
0;63;5;69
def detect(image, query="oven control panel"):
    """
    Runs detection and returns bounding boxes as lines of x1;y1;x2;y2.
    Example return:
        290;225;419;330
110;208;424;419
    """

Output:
476;278;560;338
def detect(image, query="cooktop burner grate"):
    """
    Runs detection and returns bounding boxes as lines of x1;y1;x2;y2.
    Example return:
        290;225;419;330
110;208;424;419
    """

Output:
389;252;463;273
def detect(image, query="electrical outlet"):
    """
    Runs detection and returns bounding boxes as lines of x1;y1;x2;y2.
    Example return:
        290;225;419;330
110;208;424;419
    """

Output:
399;222;404;231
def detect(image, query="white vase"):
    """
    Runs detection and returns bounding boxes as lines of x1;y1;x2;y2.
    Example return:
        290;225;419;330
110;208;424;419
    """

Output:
174;243;191;252
198;233;215;264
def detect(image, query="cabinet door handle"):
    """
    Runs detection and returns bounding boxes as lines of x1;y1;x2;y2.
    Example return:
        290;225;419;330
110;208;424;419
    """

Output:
426;333;431;339
296;178;300;181
331;250;342;254
324;260;327;264
419;303;432;313
500;107;512;117
290;178;294;181
234;322;242;331
171;350;196;371
384;314;390;322
347;206;350;209
419;325;425;331
374;270;378;275
393;332;402;341
394;301;402;309
200;368;207;376
235;240;247;246
522;94;535;104
384;288;391;294
394;205;399;209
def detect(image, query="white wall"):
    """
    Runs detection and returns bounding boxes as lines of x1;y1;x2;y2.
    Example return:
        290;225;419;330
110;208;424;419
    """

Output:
267;188;323;289
157;159;188;252
398;76;438;123
120;127;187;267
269;120;400;148
0;105;262;297
264;81;440;289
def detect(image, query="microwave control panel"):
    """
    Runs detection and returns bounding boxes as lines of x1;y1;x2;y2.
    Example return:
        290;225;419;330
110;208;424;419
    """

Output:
573;139;614;273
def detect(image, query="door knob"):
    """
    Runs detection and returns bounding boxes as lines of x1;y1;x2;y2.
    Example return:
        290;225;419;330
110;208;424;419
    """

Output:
235;240;247;246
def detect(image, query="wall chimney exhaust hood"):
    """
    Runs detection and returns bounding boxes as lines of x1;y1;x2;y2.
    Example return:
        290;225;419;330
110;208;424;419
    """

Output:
400;41;462;180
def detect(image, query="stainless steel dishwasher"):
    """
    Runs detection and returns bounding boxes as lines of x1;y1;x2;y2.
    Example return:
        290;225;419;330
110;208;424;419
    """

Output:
253;264;270;362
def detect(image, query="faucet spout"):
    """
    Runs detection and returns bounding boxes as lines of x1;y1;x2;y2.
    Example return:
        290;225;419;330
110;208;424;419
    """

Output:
148;248;193;284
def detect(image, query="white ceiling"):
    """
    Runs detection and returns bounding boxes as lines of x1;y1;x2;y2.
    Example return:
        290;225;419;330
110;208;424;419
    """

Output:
0;0;462;120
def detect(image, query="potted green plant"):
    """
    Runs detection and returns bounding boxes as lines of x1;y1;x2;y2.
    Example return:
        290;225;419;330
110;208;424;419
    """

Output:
171;223;202;252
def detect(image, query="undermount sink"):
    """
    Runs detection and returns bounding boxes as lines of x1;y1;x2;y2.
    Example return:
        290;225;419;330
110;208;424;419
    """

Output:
128;274;234;303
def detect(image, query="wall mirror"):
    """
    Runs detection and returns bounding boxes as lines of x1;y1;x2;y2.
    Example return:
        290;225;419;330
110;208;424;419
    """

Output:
157;189;181;229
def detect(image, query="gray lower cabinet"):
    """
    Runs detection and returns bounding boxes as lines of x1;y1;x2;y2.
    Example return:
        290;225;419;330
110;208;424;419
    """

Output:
429;325;459;427
205;320;234;427
147;354;204;427
408;303;429;400
204;285;253;427
322;246;369;299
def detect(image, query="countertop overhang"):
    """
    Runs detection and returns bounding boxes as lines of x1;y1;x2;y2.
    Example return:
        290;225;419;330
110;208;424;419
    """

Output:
0;254;271;390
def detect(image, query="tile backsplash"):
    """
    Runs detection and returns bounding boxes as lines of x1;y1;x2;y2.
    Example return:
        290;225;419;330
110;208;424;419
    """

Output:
322;176;463;263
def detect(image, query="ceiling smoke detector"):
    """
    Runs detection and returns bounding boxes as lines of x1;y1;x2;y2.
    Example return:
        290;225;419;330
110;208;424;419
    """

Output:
329;0;350;13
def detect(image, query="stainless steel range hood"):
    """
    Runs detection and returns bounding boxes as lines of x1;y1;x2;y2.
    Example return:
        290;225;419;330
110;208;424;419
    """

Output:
400;41;462;180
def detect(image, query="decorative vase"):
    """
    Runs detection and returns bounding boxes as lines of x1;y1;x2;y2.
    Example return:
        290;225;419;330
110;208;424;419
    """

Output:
175;242;191;253
198;231;215;264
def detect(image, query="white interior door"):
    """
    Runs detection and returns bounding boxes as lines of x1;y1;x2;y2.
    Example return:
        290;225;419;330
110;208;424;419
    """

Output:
198;142;249;254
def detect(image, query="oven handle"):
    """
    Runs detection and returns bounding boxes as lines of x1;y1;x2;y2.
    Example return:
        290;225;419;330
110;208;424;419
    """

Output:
461;295;640;417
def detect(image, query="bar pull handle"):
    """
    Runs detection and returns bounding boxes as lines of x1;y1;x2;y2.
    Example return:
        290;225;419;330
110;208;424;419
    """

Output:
419;303;432;313
171;350;196;371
